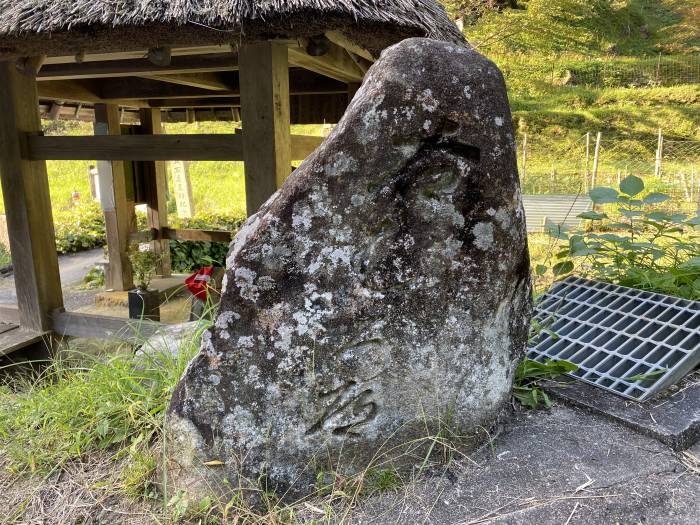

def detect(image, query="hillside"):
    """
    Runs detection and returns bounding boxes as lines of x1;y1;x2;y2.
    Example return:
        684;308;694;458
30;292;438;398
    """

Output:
441;1;700;143
451;0;700;56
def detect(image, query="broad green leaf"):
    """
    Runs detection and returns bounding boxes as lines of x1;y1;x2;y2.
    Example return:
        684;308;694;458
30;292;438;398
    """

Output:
535;264;548;276
670;213;688;223
589;186;619;204
643;192;670;204
552;260;574;276
620;209;644;218
619;175;644;197
578;211;607;220
545;223;569;240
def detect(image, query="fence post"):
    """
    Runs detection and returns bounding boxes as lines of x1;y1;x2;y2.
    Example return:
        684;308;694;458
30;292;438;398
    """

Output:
584;132;591;191
655;52;661;85
592;131;602;189
655;128;664;178
522;133;527;178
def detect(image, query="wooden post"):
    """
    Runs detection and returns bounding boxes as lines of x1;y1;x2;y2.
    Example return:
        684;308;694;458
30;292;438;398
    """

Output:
0;60;63;332
584;132;591;192
239;42;291;215
592;132;602;189
655;128;664;179
94;104;135;291
138;108;171;276
521;133;528;179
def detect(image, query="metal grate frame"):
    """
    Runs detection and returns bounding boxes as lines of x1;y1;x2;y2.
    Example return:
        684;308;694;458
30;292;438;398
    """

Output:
529;276;700;401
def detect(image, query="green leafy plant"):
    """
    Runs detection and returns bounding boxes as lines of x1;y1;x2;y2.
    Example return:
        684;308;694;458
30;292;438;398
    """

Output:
81;264;105;289
53;202;106;254
168;212;243;272
513;358;578;409
548;175;700;299
128;243;159;291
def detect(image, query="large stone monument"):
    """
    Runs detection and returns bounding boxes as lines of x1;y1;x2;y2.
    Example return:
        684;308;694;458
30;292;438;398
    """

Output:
166;37;531;500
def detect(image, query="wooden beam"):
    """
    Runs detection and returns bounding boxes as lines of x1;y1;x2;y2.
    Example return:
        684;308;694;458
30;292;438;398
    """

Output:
138;109;172;276
43;45;235;66
240;42;292;215
52;310;161;342
148;97;240;108
139;72;232;91
325;31;376;62
99;77;239;100
0;60;64;332
0;305;21;325
95;104;135;291
37;79;103;103
24;133;317;161
161;228;232;243
288;39;365;83
24;134;245;161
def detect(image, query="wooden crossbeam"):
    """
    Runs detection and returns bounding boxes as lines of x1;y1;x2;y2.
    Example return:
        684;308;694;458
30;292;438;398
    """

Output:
288;39;365;83
161;228;233;243
38;54;239;80
36;70;347;105
22;133;323;161
99;77;239;100
23;134;245;161
52;310;161;342
138;72;233;91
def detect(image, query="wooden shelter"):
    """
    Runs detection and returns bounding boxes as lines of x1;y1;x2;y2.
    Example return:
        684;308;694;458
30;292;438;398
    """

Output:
0;0;462;353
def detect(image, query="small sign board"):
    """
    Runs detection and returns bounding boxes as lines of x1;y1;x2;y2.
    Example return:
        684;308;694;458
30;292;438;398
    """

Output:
171;161;195;219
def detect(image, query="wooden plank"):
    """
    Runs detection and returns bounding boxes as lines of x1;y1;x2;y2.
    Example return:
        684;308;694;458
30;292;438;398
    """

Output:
95;104;135;291
0;326;50;357
24;134;245;161
129;230;155;243
240;42;292;215
51;310;161;343
325;31;376;62
99;77;238;101
0;305;21;324
288;39;365;83
139;72;232;91
0;60;64;332
39;54;240;80
161;228;232;243
43;46;236;66
147;97;240;108
138;109;172;277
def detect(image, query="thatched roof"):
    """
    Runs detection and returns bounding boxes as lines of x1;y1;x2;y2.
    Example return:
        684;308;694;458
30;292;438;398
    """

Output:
0;1;464;58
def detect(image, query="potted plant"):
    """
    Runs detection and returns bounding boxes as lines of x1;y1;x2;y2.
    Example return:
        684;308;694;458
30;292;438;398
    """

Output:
127;243;161;321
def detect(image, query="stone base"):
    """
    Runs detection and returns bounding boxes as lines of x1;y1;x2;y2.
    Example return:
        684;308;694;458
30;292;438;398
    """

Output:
544;373;700;451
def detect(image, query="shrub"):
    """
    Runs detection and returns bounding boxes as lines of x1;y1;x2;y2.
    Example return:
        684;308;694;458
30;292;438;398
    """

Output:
53;202;106;254
545;175;700;299
168;212;245;272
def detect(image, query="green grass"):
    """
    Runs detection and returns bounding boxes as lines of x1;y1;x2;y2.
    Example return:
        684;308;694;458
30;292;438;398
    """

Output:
0;323;206;475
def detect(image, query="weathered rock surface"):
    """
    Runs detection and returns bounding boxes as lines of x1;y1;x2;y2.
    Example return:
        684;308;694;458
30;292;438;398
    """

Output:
166;37;531;500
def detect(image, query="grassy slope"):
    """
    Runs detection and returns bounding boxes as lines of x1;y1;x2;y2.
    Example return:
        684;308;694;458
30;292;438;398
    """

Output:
462;0;700;142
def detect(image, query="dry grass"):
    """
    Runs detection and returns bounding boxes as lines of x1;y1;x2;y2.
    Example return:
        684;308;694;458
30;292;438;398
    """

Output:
0;452;160;525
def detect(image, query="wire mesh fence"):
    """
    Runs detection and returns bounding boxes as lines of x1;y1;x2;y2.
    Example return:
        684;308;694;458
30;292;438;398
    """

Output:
518;133;700;213
496;54;700;89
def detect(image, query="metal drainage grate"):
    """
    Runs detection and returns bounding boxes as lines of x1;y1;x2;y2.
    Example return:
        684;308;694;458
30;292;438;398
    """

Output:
529;276;700;401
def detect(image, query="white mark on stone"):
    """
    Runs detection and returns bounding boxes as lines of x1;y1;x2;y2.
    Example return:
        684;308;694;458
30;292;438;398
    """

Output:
494;116;504;127
472;222;494;251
